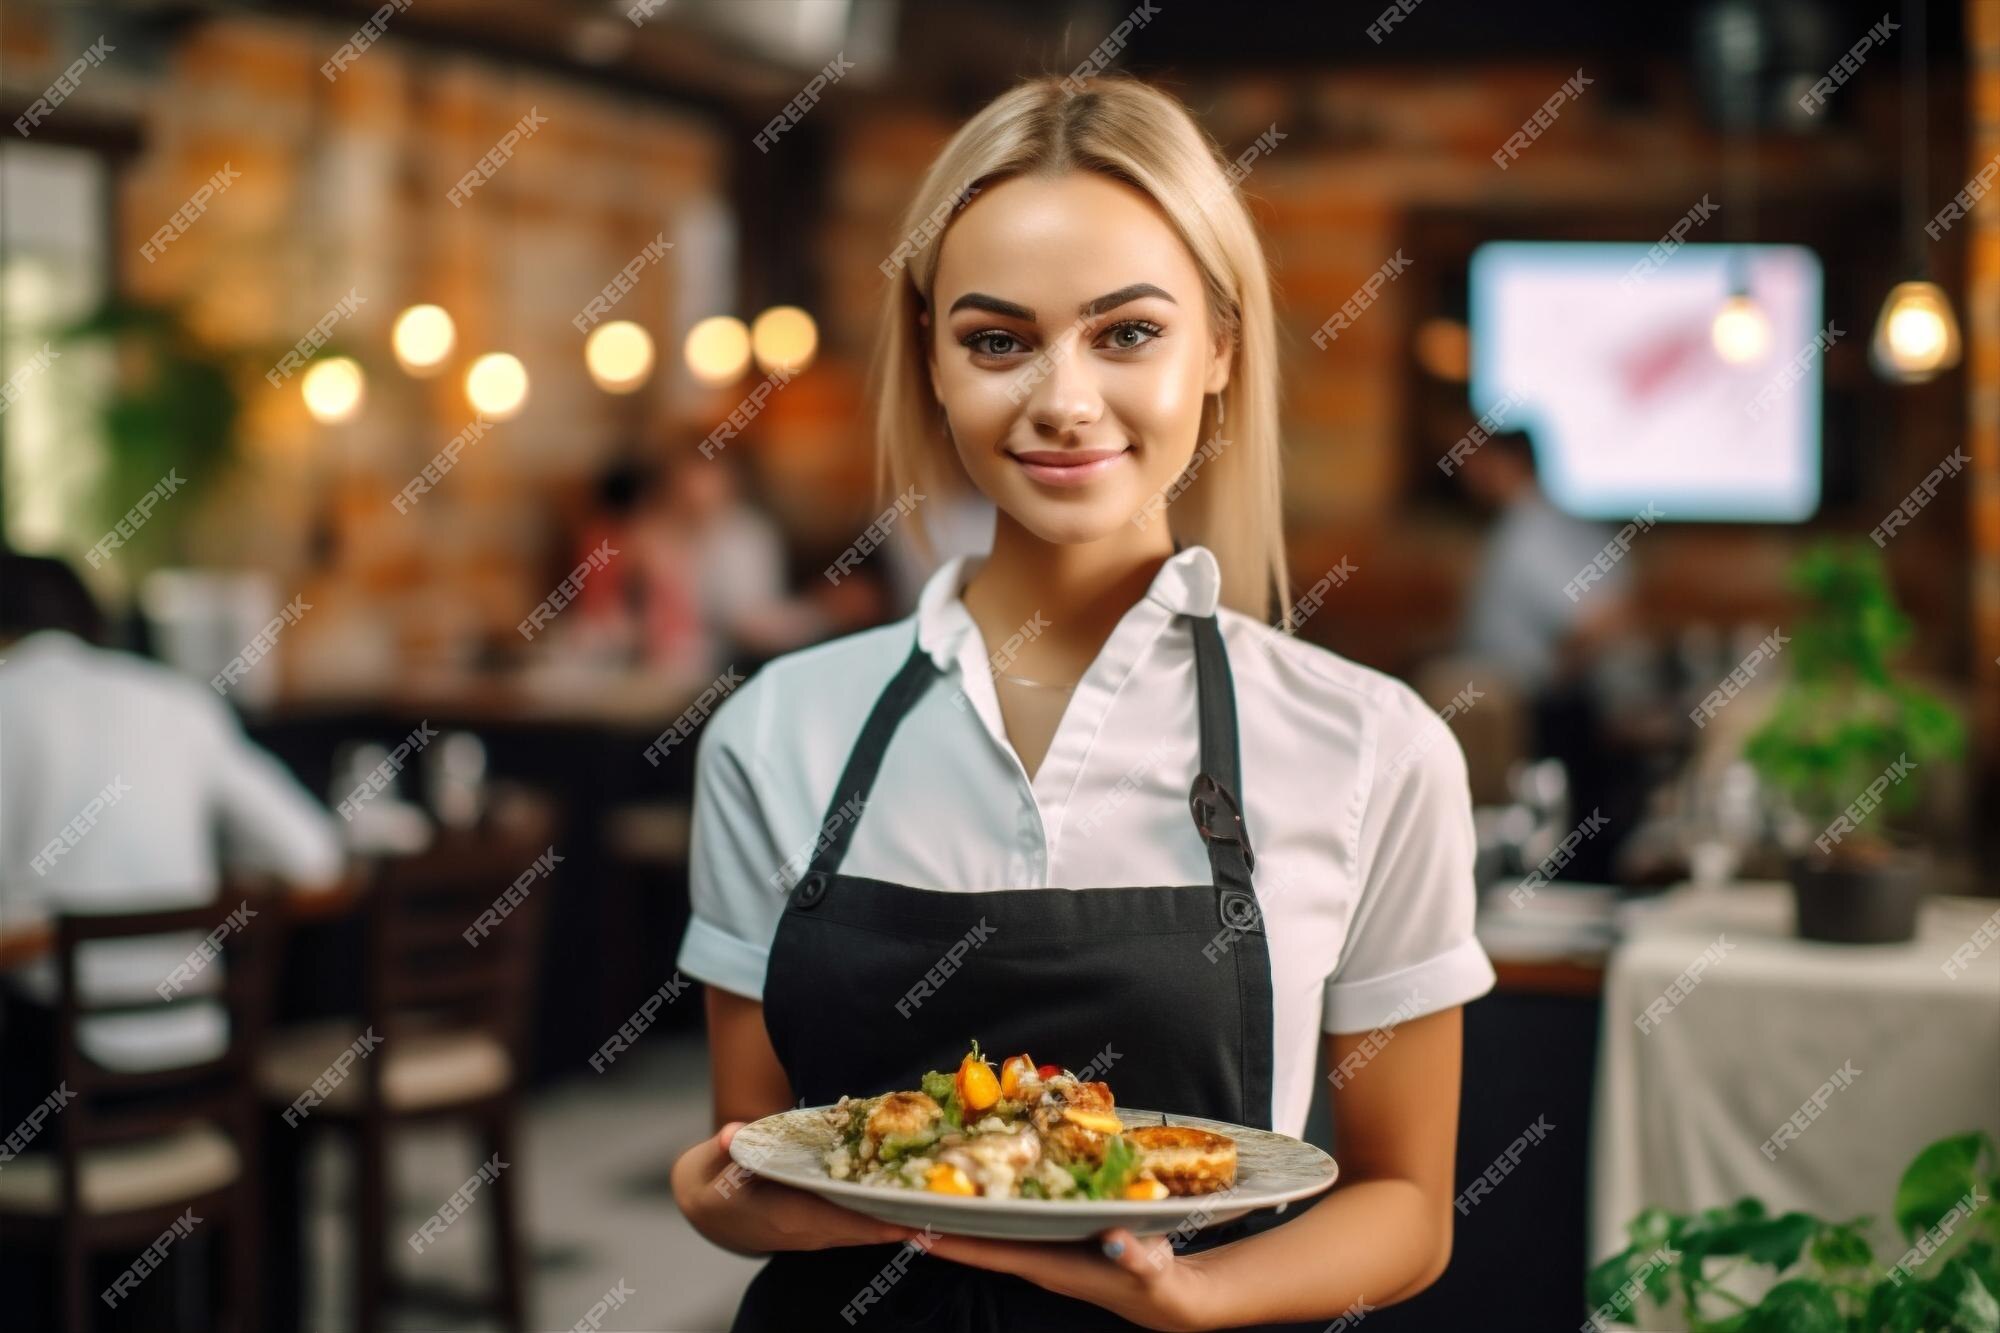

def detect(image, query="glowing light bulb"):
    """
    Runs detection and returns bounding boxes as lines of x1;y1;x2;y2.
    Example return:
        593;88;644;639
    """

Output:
585;321;655;393
465;352;528;419
391;304;455;375
685;316;751;386
301;357;364;423
1869;280;1962;384
1711;295;1772;365
751;305;818;374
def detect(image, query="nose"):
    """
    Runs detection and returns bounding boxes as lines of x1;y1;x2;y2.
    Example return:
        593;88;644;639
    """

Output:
1023;328;1102;437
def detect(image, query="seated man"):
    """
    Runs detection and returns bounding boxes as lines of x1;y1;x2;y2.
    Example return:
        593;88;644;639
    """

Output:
0;552;345;1086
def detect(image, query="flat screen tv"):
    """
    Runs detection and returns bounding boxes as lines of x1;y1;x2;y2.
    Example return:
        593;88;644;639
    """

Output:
1468;240;1825;522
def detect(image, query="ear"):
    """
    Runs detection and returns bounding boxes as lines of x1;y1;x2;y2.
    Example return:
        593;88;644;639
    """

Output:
919;306;942;401
1203;326;1234;397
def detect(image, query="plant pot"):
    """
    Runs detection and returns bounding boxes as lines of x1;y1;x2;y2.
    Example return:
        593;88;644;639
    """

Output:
1788;847;1926;944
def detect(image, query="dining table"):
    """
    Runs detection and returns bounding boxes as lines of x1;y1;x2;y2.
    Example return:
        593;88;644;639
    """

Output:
1590;880;2000;1265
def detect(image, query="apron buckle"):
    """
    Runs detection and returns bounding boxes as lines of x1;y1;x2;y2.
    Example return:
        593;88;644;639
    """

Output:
1188;772;1256;873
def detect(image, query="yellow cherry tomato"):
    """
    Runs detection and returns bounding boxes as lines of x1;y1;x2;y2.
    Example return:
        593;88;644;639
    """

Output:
957;1050;1001;1117
999;1054;1035;1101
926;1164;976;1195
1123;1176;1169;1201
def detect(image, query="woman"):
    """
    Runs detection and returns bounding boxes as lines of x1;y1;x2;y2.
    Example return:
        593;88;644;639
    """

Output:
669;74;1495;1332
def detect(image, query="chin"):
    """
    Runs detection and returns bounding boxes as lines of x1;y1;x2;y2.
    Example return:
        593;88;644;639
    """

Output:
999;487;1153;546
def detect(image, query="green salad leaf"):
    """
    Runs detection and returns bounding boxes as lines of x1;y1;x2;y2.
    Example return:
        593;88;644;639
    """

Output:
1066;1136;1140;1200
918;1069;964;1128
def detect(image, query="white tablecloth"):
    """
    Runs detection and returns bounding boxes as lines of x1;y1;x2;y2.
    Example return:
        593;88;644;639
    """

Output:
1591;883;2000;1264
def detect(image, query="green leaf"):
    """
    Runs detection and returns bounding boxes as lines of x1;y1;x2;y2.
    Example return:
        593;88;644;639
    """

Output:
1877;1258;2000;1333
1740;1279;1842;1333
1586;1246;1642;1312
1625;1205;1676;1253
1944;1262;2000;1333
1809;1220;1874;1270
1896;1134;1995;1241
1684;1211;1818;1275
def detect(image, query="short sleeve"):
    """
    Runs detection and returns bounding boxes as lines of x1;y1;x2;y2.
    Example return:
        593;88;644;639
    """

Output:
673;676;788;1000
1322;693;1496;1033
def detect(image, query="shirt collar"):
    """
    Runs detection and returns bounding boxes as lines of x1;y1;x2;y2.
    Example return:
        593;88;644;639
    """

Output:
913;542;1222;673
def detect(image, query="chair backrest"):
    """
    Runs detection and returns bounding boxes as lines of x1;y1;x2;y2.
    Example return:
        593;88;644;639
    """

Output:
359;803;556;1092
49;893;276;1199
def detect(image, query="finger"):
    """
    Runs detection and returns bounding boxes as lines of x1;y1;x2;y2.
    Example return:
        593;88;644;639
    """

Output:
826;1199;922;1246
716;1121;744;1152
1098;1227;1174;1276
680;1123;738;1180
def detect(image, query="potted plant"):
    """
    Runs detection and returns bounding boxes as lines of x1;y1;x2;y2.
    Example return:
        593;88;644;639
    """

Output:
55;298;241;574
1589;1131;2000;1332
1743;542;1964;944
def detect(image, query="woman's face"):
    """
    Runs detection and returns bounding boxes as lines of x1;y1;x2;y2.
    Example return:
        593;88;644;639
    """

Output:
925;171;1231;546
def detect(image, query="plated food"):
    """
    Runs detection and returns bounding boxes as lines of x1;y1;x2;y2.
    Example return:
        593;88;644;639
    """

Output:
731;1087;1336;1241
820;1041;1238;1201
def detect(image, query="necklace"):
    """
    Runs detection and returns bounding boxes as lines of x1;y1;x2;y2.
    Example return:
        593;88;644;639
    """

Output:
993;670;1078;692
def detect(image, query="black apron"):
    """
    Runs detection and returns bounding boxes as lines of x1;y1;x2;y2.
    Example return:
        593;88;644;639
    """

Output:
733;610;1313;1333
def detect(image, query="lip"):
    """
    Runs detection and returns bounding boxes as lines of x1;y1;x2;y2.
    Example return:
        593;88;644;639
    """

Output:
1008;445;1132;487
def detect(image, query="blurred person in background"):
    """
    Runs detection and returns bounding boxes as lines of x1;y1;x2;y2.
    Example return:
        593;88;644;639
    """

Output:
656;447;878;674
1454;427;1644;881
0;552;345;1092
570;454;709;672
566;447;879;677
1455;426;1633;695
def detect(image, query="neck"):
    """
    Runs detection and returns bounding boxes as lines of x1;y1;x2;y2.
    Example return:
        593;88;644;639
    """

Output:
960;510;1175;680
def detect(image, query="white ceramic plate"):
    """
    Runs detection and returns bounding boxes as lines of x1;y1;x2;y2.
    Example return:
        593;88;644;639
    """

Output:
727;1104;1338;1241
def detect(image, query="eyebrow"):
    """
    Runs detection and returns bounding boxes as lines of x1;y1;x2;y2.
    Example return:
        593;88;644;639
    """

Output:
945;282;1176;323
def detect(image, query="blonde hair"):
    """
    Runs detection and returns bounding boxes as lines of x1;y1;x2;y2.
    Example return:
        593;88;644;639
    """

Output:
869;74;1290;628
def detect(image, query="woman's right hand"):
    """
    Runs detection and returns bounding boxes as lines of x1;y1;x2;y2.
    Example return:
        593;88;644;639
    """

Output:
671;1121;924;1258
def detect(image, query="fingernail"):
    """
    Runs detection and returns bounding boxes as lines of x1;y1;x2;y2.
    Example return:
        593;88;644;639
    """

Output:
1102;1238;1125;1259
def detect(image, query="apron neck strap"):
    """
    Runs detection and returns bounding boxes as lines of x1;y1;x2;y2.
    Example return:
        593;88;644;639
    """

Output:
1188;611;1256;875
801;629;939;883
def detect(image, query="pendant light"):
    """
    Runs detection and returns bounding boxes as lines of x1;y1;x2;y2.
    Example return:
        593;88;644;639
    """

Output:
1870;0;1962;383
393;303;455;377
585;320;655;393
465;72;529;419
391;73;456;377
1713;252;1772;365
1709;19;1769;367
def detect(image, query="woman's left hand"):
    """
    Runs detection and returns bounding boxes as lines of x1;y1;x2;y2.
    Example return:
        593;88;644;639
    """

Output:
922;1226;1218;1332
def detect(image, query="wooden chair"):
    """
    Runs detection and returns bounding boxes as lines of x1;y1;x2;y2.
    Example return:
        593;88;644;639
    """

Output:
0;895;276;1333
258;811;552;1333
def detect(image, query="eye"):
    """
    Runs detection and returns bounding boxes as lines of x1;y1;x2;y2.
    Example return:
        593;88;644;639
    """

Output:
1098;319;1164;351
961;329;1027;357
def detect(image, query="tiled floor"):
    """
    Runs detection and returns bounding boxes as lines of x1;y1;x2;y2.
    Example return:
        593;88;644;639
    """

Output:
304;1029;762;1332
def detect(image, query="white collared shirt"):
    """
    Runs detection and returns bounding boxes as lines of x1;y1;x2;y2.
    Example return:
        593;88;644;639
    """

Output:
0;631;346;1070
676;543;1495;1137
